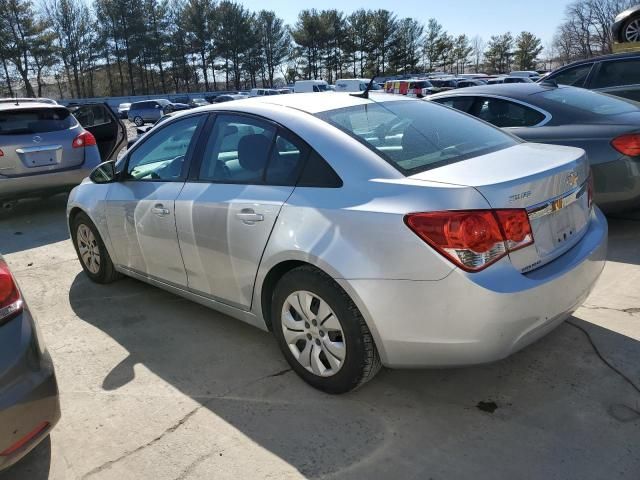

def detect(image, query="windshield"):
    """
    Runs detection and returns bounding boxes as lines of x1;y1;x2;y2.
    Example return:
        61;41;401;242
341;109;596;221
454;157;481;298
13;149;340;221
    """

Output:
0;107;76;135
538;87;638;116
316;100;517;175
316;84;329;92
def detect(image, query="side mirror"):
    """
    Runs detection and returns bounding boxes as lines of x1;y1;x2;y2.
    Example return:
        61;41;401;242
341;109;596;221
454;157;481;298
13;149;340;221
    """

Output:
90;160;117;184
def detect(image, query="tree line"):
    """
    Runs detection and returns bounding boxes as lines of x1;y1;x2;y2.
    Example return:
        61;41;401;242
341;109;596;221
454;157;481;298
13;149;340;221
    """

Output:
0;0;630;99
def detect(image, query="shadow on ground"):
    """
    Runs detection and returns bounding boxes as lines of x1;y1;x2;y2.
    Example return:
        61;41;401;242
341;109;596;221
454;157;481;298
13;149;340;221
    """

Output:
62;269;640;479
0;194;70;255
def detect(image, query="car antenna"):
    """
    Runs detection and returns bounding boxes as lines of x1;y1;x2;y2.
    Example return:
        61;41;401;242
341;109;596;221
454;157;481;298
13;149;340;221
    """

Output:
351;71;379;99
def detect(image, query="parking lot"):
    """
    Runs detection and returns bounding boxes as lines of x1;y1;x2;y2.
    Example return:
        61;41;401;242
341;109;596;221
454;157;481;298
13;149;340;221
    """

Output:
0;195;637;479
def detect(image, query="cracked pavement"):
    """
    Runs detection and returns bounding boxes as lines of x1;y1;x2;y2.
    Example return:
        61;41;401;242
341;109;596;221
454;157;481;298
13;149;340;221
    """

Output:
0;196;639;480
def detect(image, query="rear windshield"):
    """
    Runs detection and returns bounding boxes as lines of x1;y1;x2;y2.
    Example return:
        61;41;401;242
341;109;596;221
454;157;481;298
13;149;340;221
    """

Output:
0;107;76;135
316;100;517;175
537;87;638;116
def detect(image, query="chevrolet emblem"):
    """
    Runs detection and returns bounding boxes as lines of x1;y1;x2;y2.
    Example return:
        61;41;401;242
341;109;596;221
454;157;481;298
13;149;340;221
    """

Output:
565;171;578;188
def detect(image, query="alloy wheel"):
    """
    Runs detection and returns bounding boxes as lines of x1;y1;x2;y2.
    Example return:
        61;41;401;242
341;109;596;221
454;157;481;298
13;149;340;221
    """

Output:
281;290;346;377
625;19;640;42
77;224;101;274
134;116;144;127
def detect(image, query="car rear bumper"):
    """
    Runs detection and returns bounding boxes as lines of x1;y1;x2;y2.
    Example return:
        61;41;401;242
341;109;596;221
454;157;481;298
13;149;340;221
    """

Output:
592;156;640;213
339;207;607;368
0;151;100;201
0;310;60;471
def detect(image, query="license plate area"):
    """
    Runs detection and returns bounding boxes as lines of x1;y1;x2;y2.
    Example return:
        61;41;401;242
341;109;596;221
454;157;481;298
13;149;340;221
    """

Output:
26;150;59;167
16;145;62;168
527;183;590;261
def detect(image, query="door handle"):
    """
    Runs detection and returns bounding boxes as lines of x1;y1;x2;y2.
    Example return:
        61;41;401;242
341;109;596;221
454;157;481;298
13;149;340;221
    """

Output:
236;209;264;224
152;204;170;217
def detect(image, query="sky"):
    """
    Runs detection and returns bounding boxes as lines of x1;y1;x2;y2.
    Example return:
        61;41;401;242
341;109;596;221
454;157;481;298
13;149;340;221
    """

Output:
240;0;574;46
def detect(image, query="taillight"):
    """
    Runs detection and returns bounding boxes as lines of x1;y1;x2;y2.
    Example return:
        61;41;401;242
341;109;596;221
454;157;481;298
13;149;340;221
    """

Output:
404;209;534;272
611;134;640;156
72;131;97;148
0;260;23;324
0;149;4;156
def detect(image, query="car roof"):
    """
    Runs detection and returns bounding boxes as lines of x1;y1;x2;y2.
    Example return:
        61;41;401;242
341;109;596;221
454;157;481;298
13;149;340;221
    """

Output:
0;101;64;111
209;91;409;114
429;82;561;100
556;51;640;69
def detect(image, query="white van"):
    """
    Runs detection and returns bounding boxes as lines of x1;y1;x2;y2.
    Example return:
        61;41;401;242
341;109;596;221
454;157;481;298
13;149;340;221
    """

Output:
335;78;370;92
293;80;330;93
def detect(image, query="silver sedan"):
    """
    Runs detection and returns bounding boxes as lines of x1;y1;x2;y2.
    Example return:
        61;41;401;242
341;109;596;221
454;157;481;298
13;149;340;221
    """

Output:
66;93;607;393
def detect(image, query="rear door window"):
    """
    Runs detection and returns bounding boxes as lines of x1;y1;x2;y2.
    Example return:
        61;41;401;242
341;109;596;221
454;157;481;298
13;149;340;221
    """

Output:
475;97;546;127
198;114;276;183
432;96;476;113
0;107;76;135
591;59;640;88
73;105;113;128
549;64;593;87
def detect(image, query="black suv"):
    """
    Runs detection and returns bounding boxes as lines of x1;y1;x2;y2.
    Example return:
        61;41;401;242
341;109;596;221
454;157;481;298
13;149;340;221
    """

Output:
542;52;640;102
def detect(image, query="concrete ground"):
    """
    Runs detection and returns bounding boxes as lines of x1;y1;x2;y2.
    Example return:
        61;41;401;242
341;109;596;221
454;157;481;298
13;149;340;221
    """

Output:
0;195;638;480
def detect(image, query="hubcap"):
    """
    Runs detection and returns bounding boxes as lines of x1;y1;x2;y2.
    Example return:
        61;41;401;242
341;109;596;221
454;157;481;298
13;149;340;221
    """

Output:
281;291;346;377
77;224;101;274
625;19;640;42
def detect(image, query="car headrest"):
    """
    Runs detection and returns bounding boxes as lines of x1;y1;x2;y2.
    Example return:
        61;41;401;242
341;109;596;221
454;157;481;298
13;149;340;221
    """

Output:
238;134;271;172
402;124;426;158
488;100;509;116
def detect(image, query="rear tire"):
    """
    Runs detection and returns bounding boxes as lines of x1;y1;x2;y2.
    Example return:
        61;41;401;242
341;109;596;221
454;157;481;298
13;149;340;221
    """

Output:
271;266;381;394
622;15;640;43
133;116;144;127
71;212;121;284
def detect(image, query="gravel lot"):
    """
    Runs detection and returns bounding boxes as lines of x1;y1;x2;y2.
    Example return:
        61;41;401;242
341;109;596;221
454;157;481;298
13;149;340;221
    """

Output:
0;196;639;480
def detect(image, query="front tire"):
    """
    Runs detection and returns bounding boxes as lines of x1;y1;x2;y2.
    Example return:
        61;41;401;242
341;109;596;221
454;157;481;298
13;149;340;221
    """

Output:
133;116;144;127
272;266;381;394
71;212;120;284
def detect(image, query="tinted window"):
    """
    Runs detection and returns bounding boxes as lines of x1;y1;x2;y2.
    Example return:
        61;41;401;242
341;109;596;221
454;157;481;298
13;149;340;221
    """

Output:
199;115;275;183
73;105;112;128
549;64;592;87
591;59;640;88
316;100;517;175
126;115;202;180
0;107;76;135
297;151;342;188
432;96;475;113
265;131;306;185
538;87;637;116
475;97;546;127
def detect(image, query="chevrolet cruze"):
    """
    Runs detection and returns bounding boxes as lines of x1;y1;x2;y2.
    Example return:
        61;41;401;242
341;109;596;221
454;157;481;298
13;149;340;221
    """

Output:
66;93;607;393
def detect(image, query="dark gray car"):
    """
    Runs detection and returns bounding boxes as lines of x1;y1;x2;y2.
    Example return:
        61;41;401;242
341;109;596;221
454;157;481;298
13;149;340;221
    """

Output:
541;52;640;102
0;256;60;471
430;83;640;212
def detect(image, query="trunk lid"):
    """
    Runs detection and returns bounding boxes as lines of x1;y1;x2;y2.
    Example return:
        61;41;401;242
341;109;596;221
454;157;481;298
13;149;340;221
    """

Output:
410;143;591;272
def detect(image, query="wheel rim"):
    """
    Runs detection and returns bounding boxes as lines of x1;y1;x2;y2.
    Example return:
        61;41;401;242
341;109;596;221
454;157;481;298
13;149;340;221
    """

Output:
281;291;346;377
625;19;640;42
77;224;101;274
134;117;143;126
